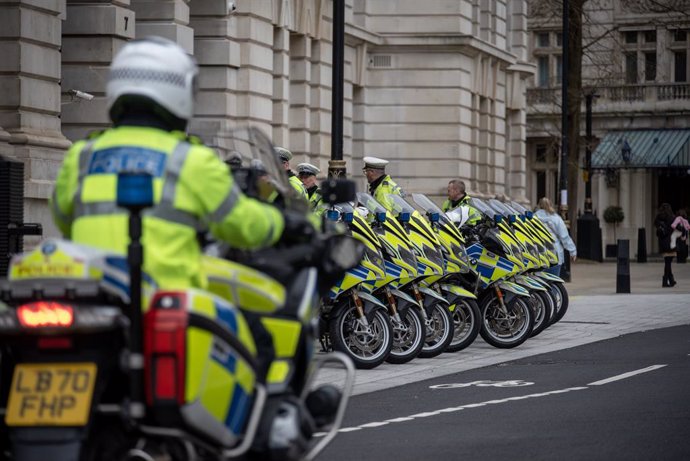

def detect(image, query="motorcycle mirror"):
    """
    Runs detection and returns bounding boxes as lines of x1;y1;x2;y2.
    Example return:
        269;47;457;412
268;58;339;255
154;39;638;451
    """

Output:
321;179;357;205
116;172;154;211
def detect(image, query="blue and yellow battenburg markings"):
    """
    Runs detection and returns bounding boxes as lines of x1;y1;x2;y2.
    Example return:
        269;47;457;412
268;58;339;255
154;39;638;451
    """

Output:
185;291;257;436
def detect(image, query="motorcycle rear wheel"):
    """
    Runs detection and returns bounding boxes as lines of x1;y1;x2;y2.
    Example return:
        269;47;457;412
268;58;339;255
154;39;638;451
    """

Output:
330;305;393;369
479;295;534;348
445;298;480;353
418;303;454;358
386;307;426;364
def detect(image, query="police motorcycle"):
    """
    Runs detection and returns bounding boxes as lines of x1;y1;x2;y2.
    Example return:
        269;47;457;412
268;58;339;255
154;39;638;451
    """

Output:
0;127;361;461
507;200;570;325
454;198;535;348
354;193;427;364
408;194;482;353
483;199;556;337
383;195;455;358
318;202;393;370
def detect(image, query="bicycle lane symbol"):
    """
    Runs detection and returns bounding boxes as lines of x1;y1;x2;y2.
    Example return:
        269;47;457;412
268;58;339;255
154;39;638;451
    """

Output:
429;380;534;389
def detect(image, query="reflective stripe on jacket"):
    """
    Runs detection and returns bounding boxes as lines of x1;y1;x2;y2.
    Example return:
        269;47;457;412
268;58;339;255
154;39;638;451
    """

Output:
50;126;284;288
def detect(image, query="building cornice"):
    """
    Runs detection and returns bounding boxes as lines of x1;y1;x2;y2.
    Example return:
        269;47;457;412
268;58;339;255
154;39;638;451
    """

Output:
363;34;517;65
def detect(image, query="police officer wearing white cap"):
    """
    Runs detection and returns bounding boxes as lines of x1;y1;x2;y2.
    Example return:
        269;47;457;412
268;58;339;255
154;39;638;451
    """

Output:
297;162;323;212
276;146;308;198
362;156;405;211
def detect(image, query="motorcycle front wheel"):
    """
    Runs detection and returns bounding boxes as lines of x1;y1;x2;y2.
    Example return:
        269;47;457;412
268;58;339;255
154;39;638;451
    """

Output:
386;307;426;364
445;298;481;353
528;291;553;337
479;295;534;348
329;304;393;369
550;282;569;324
418;303;454;358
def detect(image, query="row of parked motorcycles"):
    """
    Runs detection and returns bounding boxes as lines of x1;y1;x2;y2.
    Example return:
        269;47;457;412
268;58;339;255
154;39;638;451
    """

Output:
318;190;569;369
0;127;568;461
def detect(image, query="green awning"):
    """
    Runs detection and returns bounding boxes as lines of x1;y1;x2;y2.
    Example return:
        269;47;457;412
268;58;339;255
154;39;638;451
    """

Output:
591;129;690;169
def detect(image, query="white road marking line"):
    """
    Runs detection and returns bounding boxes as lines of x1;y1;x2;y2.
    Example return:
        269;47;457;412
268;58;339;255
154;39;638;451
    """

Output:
588;364;668;386
337;386;588;433
334;365;668;435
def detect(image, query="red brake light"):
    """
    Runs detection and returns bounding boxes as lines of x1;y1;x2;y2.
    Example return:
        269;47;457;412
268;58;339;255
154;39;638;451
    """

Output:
144;291;187;405
17;302;74;328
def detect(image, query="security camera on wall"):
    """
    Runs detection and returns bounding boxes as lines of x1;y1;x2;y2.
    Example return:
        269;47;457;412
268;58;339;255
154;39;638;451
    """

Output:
228;1;237;13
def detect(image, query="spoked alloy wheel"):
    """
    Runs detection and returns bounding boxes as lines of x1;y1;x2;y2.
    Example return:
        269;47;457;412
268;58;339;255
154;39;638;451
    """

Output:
528;291;553;337
386;307;426;364
418;303;454;358
479;295;534;348
330;304;393;369
445;299;480;353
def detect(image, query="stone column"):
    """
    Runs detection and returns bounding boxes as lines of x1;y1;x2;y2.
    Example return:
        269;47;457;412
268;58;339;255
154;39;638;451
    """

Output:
188;0;241;135
309;39;332;169
272;26;290;146
130;0;193;52
0;0;71;236
288;34;312;162
61;0;135;142
507;109;528;202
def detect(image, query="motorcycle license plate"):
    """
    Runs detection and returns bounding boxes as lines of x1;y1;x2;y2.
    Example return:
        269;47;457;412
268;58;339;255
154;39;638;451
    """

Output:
5;363;97;426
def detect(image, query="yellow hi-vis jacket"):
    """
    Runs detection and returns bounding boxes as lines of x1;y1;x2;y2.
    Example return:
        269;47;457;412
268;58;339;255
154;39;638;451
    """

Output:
370;174;405;212
50;126;285;289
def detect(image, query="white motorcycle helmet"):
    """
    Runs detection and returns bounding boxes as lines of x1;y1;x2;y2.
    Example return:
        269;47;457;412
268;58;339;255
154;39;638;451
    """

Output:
447;206;470;227
107;36;198;124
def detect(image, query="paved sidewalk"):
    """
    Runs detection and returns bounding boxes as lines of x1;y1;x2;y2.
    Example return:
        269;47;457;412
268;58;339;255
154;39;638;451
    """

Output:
316;261;690;396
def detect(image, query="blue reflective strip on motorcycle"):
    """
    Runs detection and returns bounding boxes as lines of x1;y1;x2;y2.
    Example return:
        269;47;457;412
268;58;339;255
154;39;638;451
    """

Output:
347;266;371;280
384;260;402;277
465;243;483;258
226;386;251;435
103;273;129;298
214;302;239;334
104;256;158;288
475;264;495;279
417;262;427;273
496;258;515;271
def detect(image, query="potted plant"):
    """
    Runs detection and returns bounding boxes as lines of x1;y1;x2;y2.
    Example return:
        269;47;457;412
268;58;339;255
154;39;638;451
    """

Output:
603;205;624;257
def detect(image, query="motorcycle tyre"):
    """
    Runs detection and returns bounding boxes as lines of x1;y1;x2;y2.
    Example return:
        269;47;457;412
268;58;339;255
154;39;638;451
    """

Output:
529;291;553;337
386;307;426;365
445;298;481;353
550;282;569;324
418;303;454;359
479;296;534;349
329;304;393;370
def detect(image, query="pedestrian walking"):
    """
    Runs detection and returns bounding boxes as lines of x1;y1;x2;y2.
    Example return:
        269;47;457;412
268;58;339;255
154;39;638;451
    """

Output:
534;197;577;277
654;203;677;287
671;209;690;264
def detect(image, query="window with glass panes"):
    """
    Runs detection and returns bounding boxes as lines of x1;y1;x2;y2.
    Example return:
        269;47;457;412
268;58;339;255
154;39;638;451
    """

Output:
621;29;657;83
531;142;559;205
670;29;689;83
533;30;562;88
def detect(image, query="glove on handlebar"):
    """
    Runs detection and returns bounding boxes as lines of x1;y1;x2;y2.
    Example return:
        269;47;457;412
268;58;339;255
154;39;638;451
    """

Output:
280;209;317;245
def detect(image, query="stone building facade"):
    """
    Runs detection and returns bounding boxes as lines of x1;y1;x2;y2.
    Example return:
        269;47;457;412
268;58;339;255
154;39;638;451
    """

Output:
526;0;690;254
0;0;534;239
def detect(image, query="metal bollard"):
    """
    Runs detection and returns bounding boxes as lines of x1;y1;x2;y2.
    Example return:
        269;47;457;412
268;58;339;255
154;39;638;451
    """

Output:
616;239;630;294
637;228;647;263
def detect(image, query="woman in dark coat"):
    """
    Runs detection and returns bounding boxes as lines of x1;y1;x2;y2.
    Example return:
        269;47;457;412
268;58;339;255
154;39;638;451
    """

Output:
654;203;676;287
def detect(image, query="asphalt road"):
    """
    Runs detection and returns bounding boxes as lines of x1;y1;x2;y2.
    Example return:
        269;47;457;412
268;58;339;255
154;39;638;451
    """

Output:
319;325;690;461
